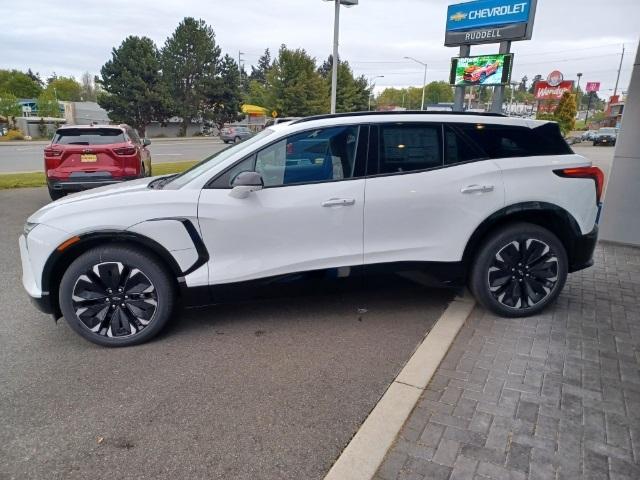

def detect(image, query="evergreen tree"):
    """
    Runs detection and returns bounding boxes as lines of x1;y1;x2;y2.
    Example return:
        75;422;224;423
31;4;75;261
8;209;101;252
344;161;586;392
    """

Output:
161;17;221;136
554;91;577;135
204;54;243;129
99;36;171;137
250;48;271;85
318;55;369;112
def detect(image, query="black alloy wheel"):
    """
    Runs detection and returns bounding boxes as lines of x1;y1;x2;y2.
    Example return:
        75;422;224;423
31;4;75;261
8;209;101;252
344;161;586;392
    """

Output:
487;239;559;310
72;262;158;338
470;223;568;318
60;245;175;346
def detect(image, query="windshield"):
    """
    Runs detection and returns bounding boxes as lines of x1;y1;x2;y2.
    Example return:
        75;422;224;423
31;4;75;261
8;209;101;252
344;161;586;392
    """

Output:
599;128;616;134
53;128;126;145
165;129;274;188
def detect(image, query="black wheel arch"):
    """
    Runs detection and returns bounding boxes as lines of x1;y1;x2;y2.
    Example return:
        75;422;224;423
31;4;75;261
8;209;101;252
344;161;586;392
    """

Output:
42;231;185;320
462;202;587;274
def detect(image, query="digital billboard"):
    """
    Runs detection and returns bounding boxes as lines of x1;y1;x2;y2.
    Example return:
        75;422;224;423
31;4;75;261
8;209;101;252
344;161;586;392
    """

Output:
449;53;513;86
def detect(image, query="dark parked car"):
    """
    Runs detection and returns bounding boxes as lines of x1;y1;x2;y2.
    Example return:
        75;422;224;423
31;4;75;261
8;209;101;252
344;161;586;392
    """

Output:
44;124;151;200
593;127;618;146
220;125;253;143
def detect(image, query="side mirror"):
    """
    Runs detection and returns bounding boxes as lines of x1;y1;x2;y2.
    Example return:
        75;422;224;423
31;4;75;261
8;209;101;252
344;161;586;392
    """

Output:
143;138;151;147
229;171;263;199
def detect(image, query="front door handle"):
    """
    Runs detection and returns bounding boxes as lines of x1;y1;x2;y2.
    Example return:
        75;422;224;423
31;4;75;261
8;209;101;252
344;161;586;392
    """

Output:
322;198;356;207
461;184;494;194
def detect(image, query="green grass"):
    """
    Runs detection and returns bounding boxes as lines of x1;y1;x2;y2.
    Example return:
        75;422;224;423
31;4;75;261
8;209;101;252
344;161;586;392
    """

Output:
0;161;198;190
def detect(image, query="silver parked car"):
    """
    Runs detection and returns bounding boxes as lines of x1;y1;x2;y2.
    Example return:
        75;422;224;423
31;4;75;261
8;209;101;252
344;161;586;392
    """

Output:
220;125;254;144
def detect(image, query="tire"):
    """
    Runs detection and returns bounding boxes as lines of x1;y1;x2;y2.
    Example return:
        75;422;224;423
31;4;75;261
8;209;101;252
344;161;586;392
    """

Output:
59;245;175;347
233;136;241;144
469;223;568;318
48;185;66;201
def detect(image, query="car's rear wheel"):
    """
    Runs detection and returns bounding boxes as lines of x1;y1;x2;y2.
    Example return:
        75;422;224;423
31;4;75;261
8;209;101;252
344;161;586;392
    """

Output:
59;245;175;347
48;185;66;201
469;223;568;318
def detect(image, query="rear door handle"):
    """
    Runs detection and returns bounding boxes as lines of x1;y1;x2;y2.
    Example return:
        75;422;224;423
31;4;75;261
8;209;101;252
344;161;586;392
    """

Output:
322;198;356;207
461;184;494;194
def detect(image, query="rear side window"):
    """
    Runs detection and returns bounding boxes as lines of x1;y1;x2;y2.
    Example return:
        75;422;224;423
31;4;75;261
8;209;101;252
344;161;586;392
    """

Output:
453;123;572;159
377;124;442;174
53;128;126;145
444;126;488;165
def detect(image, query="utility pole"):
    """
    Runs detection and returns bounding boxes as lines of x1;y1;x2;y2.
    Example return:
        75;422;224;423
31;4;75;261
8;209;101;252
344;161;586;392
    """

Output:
238;51;245;89
404;57;428;110
454;45;470;111
613;44;625;97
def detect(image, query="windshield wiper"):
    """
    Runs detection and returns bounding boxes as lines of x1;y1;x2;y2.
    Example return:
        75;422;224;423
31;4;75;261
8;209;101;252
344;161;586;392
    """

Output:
149;174;178;189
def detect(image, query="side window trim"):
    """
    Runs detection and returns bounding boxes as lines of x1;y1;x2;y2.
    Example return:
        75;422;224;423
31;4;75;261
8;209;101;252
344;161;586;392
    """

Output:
444;123;491;165
205;124;369;189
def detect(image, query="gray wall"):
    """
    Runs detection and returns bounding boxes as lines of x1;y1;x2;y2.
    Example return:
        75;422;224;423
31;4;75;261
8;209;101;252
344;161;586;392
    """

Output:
599;42;640;245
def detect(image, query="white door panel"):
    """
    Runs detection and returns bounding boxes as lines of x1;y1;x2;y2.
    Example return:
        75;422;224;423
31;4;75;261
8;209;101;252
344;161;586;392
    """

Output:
364;160;504;264
198;180;365;284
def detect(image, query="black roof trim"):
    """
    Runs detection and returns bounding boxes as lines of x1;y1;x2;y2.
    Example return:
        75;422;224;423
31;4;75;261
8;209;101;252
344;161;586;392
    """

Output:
290;110;507;125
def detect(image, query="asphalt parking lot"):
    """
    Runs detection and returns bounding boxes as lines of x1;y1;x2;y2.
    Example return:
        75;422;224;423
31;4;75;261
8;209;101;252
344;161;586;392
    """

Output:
0;188;451;479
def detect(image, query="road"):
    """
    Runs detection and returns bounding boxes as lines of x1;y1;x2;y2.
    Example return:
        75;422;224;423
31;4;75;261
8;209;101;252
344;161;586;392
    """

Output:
0;188;451;480
0;139;228;173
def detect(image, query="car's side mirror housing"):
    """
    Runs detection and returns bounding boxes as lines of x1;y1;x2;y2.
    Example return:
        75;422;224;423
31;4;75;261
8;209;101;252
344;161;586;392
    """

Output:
229;171;263;199
143;138;151;147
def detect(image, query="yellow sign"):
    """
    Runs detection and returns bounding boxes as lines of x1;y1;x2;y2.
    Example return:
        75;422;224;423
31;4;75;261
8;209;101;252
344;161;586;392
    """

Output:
271;110;278;118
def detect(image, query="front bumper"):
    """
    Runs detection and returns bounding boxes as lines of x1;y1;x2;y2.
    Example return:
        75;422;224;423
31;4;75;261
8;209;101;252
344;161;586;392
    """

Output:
19;234;55;315
568;225;598;272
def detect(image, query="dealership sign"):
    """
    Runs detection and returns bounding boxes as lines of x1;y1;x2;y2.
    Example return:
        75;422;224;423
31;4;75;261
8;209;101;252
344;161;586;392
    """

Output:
586;81;601;93
534;80;574;100
444;0;537;46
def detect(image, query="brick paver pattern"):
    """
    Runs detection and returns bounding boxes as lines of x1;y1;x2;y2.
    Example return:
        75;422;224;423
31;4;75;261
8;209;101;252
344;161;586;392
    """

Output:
375;243;640;480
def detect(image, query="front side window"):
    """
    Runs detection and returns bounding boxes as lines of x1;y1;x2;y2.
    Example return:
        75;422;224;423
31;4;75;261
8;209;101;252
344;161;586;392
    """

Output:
255;126;360;187
377;124;442;174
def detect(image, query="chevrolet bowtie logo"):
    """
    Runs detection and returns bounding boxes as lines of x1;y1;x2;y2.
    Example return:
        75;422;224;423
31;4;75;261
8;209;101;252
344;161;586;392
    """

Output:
450;11;467;21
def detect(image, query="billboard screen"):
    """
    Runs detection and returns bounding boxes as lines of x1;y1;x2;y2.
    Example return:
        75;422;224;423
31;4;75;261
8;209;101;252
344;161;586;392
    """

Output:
449;54;514;86
446;0;531;31
534;80;574;100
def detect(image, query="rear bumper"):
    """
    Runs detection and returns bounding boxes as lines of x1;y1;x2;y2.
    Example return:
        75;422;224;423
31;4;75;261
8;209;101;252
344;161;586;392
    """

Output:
48;173;139;192
568;225;598;272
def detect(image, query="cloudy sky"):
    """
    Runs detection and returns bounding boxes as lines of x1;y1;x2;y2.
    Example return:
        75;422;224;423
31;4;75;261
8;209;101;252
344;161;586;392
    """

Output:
2;0;637;98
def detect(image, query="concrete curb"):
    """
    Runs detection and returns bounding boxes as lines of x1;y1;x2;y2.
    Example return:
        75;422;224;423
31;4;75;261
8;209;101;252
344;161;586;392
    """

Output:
324;292;476;480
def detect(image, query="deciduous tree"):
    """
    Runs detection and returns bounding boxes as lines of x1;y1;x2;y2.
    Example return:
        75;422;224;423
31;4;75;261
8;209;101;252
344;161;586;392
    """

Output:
36;90;60;117
0;92;22;126
46;76;82;101
0;69;43;98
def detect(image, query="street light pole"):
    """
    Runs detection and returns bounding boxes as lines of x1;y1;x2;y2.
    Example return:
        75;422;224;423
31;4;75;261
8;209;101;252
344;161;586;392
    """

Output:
404;56;428;110
330;0;340;114
368;75;384;111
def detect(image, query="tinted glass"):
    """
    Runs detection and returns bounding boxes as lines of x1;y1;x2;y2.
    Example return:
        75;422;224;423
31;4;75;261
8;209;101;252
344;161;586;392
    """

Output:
444;126;487;165
255;126;360;187
53;128;126;145
378;124;442;174
454;123;572;158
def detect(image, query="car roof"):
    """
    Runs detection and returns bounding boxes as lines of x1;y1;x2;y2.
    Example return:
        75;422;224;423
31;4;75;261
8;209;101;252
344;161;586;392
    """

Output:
283;111;541;131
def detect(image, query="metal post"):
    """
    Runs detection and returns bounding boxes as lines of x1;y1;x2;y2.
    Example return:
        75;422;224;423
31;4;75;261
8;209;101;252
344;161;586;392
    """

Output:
584;92;594;125
453;45;470;112
613;44;625;97
490;41;511;113
330;0;340;114
420;63;427;110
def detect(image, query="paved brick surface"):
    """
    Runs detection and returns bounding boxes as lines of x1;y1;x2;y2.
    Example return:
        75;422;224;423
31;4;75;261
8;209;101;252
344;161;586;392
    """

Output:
375;243;640;480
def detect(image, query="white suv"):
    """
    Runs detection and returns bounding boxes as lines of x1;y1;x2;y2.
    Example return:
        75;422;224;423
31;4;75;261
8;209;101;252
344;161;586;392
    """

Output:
20;112;603;347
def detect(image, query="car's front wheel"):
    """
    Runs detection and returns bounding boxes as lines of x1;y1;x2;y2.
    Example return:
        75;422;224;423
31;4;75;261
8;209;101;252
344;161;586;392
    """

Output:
59;245;175;347
469;223;568;318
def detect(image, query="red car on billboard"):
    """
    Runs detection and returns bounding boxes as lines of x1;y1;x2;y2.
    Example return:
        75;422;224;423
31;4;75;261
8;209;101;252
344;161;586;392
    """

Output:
463;60;499;83
44;124;152;200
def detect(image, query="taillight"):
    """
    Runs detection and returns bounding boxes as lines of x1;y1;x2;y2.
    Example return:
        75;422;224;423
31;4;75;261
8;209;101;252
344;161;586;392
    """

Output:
554;166;605;203
113;146;136;155
44;147;62;157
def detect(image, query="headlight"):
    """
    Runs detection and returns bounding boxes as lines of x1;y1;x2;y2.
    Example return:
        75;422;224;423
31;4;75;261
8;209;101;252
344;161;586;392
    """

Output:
24;222;39;237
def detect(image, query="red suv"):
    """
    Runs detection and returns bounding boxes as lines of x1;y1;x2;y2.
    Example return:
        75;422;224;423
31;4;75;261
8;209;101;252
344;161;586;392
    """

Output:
44;124;152;200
